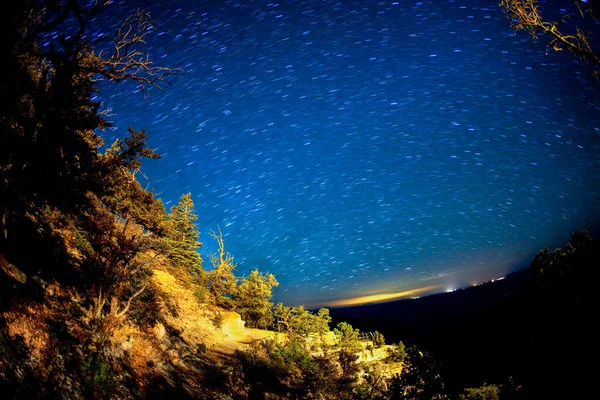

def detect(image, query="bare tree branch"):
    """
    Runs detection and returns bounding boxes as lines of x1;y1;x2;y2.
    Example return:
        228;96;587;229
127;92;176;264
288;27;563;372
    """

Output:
88;284;146;349
89;9;182;95
209;226;233;268
500;0;600;79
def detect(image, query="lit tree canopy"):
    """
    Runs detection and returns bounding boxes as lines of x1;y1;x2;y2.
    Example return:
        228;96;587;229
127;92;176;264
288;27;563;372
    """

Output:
166;193;203;276
235;269;279;328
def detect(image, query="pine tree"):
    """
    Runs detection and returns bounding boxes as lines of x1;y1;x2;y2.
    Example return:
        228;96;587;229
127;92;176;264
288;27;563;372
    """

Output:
334;321;362;381
235;269;278;328
166;193;203;276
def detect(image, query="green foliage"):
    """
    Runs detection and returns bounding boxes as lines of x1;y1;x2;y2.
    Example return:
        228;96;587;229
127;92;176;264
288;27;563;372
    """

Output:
233;344;289;398
460;383;500;400
235;269;279;328
197;343;207;354
212;312;224;329
372;331;385;348
274;303;331;339
338;349;360;382
334;322;362;354
387;345;448;400
80;352;116;397
333;322;362;383
194;286;208;304
165;193;203;276
366;343;374;357
233;338;345;399
1;1;108;249
316;308;333;334
300;355;340;398
356;363;389;400
385;341;407;364
270;338;314;370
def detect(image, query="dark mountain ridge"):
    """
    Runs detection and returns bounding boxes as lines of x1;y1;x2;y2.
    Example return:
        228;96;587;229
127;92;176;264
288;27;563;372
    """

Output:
329;268;534;392
328;233;598;400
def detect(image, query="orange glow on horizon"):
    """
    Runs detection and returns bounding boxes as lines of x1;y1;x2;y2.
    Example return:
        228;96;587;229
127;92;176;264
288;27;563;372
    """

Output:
322;284;444;308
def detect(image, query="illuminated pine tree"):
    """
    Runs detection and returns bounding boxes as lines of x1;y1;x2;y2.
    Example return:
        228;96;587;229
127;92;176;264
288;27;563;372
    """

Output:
235;269;278;328
166;193;203;275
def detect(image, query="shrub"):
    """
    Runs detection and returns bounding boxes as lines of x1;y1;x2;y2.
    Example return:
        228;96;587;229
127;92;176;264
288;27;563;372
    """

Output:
372;331;385;348
460;383;500;400
128;285;162;327
235;270;278;329
195;286;208;304
80;352;116;397
385;341;407;363
334;322;361;353
212;312;224;329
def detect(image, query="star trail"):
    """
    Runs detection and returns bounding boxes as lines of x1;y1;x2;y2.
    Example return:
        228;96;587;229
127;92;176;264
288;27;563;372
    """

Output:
95;0;600;307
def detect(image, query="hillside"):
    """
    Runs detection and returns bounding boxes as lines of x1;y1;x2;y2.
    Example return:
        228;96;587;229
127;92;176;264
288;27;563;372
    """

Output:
1;265;403;399
150;268;277;358
2;2;597;399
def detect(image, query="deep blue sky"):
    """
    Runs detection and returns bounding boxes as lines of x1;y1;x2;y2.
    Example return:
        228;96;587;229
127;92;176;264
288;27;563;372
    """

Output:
94;0;600;307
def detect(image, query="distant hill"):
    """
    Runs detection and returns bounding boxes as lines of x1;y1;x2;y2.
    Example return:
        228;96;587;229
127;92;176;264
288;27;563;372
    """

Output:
329;230;597;400
328;268;535;393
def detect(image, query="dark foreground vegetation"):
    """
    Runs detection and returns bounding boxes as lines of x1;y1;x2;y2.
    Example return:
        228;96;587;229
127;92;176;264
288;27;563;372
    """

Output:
332;231;598;399
1;1;598;399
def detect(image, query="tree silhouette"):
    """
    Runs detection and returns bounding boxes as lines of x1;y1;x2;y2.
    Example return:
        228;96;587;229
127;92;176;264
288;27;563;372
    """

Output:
387;345;448;400
522;231;597;398
0;0;176;349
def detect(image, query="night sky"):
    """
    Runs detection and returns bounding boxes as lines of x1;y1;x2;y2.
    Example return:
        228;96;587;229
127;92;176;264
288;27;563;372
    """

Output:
94;0;600;307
